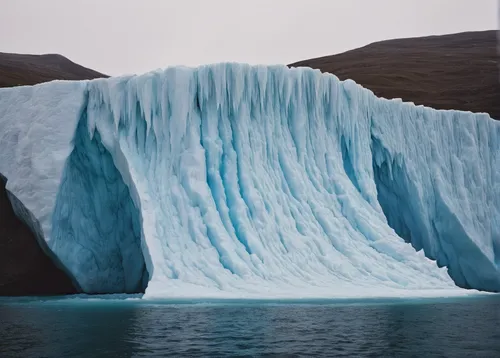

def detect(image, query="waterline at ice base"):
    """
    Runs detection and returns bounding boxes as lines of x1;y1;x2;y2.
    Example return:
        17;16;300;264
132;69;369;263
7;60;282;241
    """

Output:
0;64;498;299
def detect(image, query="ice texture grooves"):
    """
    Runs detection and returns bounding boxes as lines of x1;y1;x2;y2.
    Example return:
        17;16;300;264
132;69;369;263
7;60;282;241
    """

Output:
0;64;498;298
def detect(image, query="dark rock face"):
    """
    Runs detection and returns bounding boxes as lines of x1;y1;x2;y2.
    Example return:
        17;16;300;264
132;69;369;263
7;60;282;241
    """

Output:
0;53;106;296
290;30;499;120
0;177;76;295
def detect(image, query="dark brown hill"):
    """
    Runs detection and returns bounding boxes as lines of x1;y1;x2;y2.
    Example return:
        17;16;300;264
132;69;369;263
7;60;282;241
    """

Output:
290;30;499;119
0;52;107;88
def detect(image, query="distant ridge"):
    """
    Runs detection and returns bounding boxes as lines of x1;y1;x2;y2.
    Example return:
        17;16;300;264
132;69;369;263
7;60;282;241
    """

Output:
290;30;499;120
0;52;107;88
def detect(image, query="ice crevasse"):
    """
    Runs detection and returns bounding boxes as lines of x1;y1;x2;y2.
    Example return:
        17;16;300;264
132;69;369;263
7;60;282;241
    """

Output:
0;64;499;299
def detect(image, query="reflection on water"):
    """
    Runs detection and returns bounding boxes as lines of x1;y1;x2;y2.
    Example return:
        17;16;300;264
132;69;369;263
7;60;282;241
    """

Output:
1;296;500;357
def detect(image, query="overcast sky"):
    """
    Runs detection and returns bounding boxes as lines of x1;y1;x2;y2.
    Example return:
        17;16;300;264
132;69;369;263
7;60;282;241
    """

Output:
0;0;497;76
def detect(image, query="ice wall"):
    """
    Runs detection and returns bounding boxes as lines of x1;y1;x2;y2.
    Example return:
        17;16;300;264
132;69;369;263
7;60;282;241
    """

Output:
0;64;498;297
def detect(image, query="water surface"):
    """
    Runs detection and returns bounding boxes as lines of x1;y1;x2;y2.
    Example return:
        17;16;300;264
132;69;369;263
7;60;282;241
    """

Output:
1;295;500;357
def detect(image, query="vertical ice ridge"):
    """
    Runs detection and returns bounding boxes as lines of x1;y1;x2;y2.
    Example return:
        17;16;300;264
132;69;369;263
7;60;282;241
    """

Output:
0;64;498;297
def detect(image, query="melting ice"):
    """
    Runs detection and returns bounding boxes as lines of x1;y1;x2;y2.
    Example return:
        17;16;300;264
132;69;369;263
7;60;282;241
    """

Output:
0;64;499;299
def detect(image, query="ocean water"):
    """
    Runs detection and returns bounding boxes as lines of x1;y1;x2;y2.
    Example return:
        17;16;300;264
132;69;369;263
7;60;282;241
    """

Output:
1;295;500;357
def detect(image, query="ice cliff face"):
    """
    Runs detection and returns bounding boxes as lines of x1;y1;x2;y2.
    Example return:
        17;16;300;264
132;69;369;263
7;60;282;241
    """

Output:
0;64;498;298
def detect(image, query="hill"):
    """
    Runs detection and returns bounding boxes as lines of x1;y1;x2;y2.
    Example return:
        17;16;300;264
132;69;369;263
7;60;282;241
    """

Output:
290;30;499;120
0;52;107;88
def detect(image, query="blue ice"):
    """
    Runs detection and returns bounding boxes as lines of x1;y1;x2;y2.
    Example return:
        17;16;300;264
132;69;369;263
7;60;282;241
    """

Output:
0;64;498;298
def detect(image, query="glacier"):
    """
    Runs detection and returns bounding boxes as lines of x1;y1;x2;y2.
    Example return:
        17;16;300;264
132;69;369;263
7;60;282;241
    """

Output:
0;64;499;298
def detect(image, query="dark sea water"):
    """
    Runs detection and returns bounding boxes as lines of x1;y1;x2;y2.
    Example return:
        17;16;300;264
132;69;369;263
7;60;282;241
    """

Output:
1;295;500;357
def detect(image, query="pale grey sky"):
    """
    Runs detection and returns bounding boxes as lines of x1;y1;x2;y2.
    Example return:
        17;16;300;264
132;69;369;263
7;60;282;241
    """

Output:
0;0;497;76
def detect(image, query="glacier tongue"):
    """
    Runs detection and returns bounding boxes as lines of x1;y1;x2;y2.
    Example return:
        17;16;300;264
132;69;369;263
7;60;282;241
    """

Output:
0;64;498;298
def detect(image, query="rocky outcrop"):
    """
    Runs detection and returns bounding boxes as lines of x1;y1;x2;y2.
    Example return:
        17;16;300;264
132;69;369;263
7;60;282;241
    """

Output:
0;176;77;295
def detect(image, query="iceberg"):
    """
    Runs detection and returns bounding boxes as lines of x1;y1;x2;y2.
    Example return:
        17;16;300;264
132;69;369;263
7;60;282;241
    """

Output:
0;64;498;298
